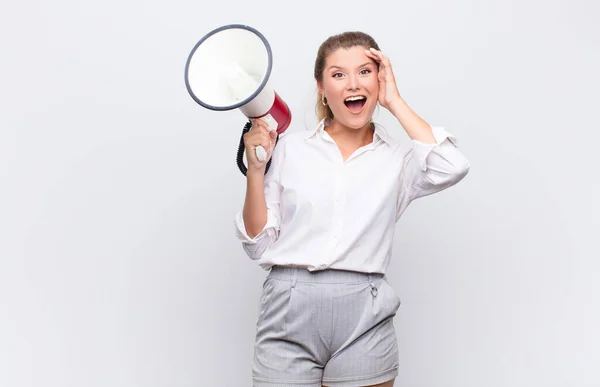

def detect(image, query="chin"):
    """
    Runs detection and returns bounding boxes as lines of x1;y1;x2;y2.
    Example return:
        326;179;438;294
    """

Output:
343;109;376;129
332;104;374;128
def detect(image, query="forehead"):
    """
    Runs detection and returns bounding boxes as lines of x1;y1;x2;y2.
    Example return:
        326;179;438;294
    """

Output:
325;46;375;69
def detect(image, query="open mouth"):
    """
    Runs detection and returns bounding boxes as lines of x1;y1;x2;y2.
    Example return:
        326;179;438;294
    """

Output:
344;95;367;113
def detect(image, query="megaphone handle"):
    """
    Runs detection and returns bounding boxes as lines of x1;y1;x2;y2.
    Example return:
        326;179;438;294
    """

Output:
237;120;279;176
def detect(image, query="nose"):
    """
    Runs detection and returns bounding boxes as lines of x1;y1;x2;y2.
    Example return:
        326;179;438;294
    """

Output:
346;74;359;91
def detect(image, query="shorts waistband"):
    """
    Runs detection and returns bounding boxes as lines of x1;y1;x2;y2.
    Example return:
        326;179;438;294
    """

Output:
268;265;385;284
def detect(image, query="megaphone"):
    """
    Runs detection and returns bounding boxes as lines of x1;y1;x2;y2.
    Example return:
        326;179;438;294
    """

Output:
184;24;292;175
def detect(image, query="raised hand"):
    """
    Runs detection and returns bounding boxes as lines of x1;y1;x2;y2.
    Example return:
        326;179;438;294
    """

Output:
365;47;402;111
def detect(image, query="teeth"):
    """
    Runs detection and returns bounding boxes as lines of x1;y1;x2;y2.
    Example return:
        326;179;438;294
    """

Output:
345;96;366;102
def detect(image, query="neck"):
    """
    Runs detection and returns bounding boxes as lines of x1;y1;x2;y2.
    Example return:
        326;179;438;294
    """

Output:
325;119;374;147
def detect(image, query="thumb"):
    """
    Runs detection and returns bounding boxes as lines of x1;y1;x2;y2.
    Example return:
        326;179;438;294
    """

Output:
269;130;277;151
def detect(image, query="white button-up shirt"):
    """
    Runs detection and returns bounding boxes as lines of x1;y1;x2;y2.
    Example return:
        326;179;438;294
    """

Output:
234;118;470;274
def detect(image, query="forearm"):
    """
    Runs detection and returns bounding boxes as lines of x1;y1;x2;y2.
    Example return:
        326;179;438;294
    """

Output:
388;98;436;144
242;168;268;239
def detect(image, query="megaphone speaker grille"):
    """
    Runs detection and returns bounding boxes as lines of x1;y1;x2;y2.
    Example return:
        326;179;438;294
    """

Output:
185;24;273;110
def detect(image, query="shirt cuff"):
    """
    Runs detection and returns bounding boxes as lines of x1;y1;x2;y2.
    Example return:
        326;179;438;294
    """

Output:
412;127;458;171
234;211;279;244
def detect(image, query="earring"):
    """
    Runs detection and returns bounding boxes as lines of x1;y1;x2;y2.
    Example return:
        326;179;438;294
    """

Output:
321;93;327;106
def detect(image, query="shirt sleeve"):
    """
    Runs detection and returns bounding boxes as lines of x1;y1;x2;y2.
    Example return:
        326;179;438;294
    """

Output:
234;138;284;260
396;126;470;219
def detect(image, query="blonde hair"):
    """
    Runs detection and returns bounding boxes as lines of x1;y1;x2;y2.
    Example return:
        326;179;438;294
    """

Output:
313;31;381;122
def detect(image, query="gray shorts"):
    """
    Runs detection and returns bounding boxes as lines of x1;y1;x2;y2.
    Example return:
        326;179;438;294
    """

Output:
253;265;402;387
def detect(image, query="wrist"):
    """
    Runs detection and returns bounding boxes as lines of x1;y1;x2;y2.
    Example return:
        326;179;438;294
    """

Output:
246;166;266;179
387;97;407;117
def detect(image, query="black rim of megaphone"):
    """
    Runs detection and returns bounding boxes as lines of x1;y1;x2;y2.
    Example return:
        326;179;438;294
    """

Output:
184;24;273;111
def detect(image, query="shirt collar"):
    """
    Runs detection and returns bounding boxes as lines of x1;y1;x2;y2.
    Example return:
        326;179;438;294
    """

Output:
304;118;394;145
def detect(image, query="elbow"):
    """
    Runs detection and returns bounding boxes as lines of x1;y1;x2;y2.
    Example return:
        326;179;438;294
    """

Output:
242;228;278;260
235;210;280;260
246;228;258;240
245;221;267;240
422;145;470;187
454;157;470;182
243;244;266;261
430;157;470;188
445;157;470;186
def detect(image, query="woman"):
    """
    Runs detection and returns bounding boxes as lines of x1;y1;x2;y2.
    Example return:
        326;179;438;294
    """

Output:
235;31;470;387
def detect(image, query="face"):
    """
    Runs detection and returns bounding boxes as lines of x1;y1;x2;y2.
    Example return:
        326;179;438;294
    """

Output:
318;45;379;130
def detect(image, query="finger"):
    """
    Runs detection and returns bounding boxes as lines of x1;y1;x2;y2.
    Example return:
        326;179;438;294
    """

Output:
367;50;389;75
245;127;269;148
369;47;384;60
377;52;393;70
251;120;269;134
259;131;271;145
251;119;264;129
381;55;392;70
253;135;271;156
259;119;276;134
365;49;380;62
369;48;392;67
372;51;395;78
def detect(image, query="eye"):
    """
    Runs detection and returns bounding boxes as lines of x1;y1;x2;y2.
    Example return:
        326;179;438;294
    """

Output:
332;72;343;78
360;69;372;75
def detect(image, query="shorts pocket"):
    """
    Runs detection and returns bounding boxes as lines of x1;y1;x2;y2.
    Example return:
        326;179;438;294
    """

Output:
380;278;401;313
256;278;275;327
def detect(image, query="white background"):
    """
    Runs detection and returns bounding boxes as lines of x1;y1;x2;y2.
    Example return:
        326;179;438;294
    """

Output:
1;0;598;386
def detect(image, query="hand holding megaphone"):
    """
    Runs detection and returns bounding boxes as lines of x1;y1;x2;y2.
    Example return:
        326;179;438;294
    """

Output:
244;118;278;167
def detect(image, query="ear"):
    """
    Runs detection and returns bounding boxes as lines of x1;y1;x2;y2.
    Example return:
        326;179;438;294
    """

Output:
317;81;324;96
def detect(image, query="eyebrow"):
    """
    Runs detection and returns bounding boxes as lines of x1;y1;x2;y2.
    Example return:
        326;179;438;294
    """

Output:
327;62;374;71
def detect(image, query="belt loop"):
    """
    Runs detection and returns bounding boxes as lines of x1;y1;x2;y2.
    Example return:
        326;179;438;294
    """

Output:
291;268;298;288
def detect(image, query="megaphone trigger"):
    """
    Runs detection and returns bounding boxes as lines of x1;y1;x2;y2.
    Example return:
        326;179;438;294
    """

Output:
255;145;267;162
252;114;278;132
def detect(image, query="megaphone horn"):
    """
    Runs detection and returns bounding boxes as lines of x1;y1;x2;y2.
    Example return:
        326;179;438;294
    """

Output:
184;24;292;175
